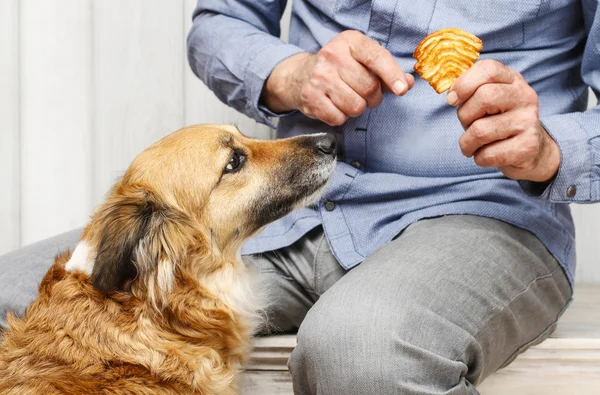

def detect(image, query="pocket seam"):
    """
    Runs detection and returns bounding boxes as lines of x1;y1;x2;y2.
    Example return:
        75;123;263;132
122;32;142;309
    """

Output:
426;0;542;51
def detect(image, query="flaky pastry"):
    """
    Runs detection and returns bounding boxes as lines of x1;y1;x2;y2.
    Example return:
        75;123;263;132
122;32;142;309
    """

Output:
413;28;483;94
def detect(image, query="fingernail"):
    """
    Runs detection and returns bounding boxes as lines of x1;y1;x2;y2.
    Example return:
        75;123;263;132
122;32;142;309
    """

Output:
393;80;407;95
446;91;458;106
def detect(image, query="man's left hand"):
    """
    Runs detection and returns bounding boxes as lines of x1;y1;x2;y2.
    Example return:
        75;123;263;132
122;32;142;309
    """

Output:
447;59;560;183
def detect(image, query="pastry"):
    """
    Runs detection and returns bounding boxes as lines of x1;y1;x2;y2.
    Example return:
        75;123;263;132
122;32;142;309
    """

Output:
413;28;483;94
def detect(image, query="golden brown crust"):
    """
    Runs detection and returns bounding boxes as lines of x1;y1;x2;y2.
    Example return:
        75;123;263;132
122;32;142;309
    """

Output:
413;28;483;94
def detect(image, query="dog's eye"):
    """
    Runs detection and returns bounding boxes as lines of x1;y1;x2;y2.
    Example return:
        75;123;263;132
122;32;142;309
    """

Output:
225;150;246;173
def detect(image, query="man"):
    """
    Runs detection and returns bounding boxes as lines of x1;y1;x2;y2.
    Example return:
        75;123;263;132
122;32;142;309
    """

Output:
1;0;598;394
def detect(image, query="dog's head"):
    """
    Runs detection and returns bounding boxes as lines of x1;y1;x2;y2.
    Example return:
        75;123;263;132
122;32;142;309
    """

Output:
66;125;336;302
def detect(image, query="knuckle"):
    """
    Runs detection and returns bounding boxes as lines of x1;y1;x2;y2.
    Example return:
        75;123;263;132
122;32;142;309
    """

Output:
362;76;380;95
307;76;319;89
477;150;500;167
480;59;502;79
456;107;469;128
478;84;501;109
315;107;342;126
313;108;327;122
347;99;367;116
362;46;384;66
469;120;487;140
524;131;541;154
319;45;339;62
476;89;493;110
512;69;525;81
300;90;323;113
458;139;469;156
310;66;330;85
327;114;347;126
516;109;538;132
474;152;490;167
369;92;384;108
521;86;539;105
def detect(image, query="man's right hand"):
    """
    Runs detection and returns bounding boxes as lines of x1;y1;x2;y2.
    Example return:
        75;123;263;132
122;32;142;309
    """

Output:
261;30;414;126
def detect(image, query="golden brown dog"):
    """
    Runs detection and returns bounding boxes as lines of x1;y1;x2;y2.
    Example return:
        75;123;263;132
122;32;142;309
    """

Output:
0;124;336;394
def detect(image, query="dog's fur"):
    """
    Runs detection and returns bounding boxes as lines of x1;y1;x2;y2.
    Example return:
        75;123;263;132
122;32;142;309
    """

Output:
0;125;336;394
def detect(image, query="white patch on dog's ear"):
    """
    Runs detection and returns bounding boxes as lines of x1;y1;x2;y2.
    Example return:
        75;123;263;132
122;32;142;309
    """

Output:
65;242;95;275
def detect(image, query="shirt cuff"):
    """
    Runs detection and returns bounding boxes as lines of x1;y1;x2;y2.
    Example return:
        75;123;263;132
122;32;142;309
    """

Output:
519;113;594;202
244;42;305;129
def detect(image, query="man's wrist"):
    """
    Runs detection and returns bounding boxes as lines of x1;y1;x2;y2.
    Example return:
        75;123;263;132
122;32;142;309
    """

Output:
261;52;311;113
536;124;561;183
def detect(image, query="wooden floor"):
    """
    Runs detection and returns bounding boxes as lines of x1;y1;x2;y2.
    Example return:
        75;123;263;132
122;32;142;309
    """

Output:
240;285;600;395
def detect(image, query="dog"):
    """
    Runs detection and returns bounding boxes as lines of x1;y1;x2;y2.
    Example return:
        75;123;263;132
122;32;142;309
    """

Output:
0;124;336;394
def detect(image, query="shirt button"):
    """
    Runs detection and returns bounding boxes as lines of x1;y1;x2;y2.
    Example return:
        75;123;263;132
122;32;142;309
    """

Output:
350;160;361;169
324;201;336;211
566;185;577;198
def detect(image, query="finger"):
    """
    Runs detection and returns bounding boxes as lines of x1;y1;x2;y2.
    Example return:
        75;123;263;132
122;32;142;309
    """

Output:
346;32;410;95
306;94;349;126
325;78;368;117
447;59;516;106
459;112;528;158
338;62;383;108
457;83;521;130
473;131;538;169
380;73;415;94
406;73;415;89
365;82;384;108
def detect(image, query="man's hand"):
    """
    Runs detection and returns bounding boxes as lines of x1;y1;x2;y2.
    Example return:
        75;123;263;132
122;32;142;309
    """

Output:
448;59;560;183
262;30;414;126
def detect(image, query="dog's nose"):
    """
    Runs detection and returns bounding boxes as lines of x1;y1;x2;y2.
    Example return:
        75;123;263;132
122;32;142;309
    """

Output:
315;134;336;156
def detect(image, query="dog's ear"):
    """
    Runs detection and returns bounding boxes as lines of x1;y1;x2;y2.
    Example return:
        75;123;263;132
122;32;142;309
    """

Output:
90;190;156;292
90;187;194;294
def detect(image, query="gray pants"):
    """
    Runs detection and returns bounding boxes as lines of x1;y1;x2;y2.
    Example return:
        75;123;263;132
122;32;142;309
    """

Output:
0;215;572;394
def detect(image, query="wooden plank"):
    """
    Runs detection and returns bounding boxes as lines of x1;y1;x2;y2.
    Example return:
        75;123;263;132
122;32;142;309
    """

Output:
241;341;600;395
552;285;600;339
0;0;20;254
241;365;600;395
239;371;293;395
478;359;600;395
248;335;296;370
182;0;275;140
19;0;93;245
92;0;185;205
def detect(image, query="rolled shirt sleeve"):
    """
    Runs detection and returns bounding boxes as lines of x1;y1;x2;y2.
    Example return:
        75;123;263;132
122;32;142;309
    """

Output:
187;1;304;128
520;0;600;203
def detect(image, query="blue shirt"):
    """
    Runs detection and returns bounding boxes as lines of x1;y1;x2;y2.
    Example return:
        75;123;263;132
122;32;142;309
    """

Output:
188;0;600;286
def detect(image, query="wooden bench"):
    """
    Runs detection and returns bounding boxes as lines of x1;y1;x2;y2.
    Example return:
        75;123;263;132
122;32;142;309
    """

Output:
240;285;600;395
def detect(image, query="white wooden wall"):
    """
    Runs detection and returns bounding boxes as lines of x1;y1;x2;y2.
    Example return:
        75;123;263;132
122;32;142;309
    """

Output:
0;1;598;283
